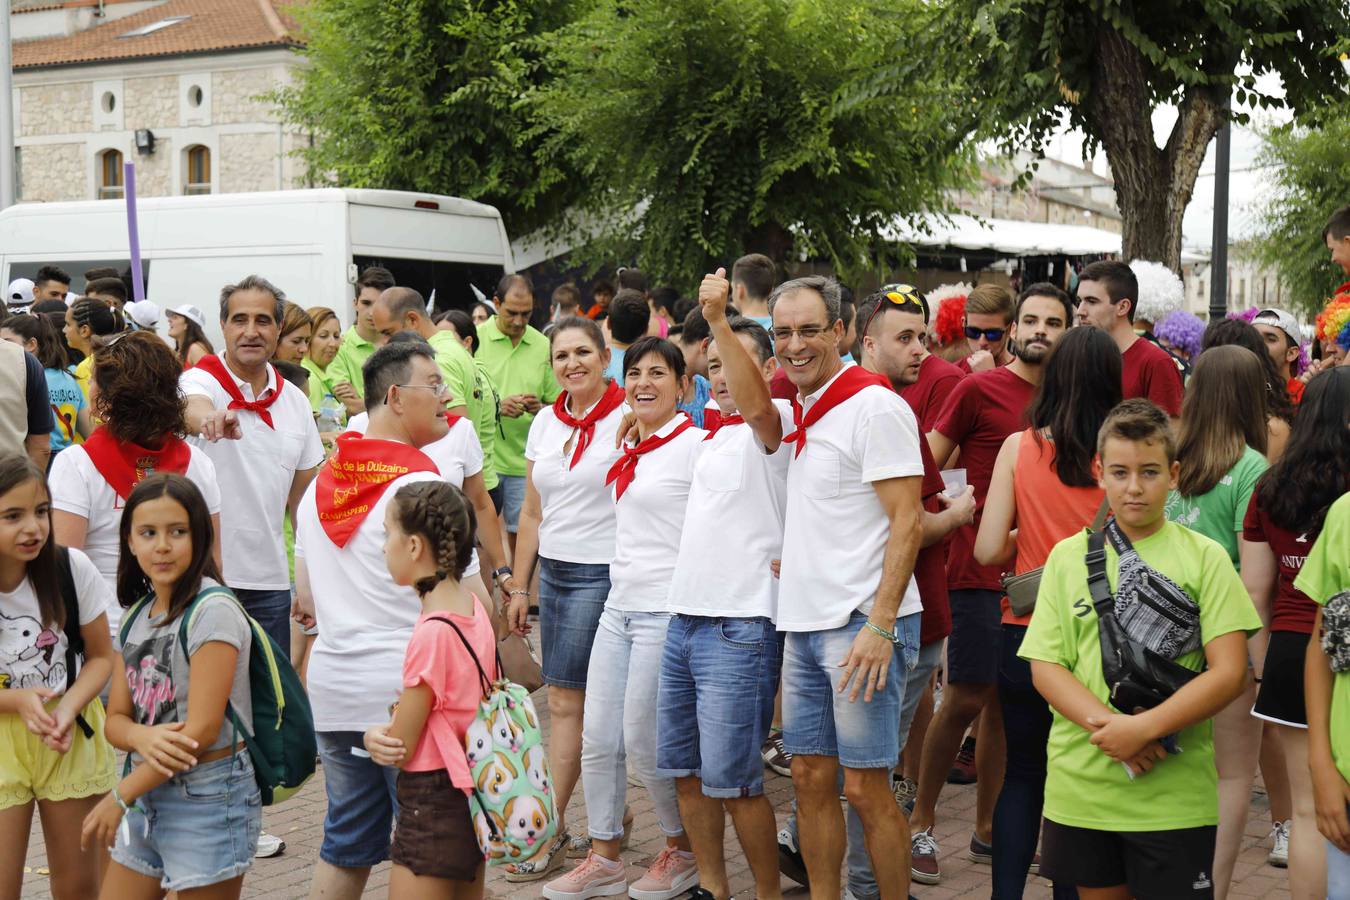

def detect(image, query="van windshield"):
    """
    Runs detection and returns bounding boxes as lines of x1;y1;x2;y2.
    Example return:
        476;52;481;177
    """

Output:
354;257;504;315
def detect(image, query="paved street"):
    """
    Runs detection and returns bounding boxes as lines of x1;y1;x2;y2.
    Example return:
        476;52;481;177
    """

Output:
20;689;1295;900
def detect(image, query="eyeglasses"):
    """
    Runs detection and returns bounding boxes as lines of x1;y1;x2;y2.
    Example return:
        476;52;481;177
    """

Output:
771;325;829;343
862;284;928;337
964;326;1007;342
396;382;450;399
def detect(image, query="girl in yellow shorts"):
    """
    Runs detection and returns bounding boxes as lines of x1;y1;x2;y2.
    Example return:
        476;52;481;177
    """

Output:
0;454;117;899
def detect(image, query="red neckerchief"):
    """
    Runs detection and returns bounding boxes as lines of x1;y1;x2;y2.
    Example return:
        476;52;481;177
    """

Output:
553;381;626;469
703;412;744;440
82;428;192;501
193;354;283;429
783;366;889;458
314;433;438;547
605;418;695;500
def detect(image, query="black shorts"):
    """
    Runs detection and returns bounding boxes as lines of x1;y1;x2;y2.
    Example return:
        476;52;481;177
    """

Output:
1040;819;1217;899
390;769;484;881
1253;630;1310;728
947;588;1003;685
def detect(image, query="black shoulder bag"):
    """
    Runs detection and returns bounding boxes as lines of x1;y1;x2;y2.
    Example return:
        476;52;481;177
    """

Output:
1086;528;1199;714
56;547;95;738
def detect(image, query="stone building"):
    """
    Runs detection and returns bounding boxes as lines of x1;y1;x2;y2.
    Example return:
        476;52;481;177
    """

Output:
8;0;305;202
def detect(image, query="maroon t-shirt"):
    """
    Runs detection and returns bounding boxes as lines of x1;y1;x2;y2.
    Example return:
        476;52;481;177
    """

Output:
1242;493;1320;635
900;353;965;434
770;367;796;402
1122;337;1184;417
912;411;951;645
932;366;1036;591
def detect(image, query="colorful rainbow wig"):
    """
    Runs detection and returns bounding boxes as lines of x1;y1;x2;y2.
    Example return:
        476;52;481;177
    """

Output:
1316;288;1350;352
1155;310;1204;358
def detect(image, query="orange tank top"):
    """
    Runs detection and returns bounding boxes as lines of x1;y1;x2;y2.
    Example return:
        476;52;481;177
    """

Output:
1005;429;1106;626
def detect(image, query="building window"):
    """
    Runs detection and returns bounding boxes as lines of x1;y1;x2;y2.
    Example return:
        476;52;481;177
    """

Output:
98;149;124;200
184;145;211;195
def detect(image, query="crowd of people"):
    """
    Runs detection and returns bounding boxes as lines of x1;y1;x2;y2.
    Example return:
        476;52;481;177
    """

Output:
0;207;1349;900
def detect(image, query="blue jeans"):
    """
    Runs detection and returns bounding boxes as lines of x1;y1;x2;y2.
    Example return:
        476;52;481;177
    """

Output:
1331;830;1350;900
231;587;291;657
317;731;400;867
656;615;783;796
538;557;610;690
499;474;526;532
111;753;261;891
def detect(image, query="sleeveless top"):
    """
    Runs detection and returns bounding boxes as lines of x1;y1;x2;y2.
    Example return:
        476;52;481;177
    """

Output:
1006;428;1106;626
0;341;29;457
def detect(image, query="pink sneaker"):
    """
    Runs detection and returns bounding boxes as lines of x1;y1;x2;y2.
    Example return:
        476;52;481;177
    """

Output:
628;847;699;900
542;852;629;900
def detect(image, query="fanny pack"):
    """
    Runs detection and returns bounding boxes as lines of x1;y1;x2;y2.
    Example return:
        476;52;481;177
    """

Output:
1087;522;1200;714
1320;591;1350;674
1003;496;1111;618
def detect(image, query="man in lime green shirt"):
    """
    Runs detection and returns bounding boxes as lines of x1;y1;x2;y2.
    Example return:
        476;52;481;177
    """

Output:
1297;490;1350;883
1019;399;1259;897
326;266;393;400
476;274;559;551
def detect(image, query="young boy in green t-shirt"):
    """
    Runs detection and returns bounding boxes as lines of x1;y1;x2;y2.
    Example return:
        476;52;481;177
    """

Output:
1297;490;1350;895
1019;398;1261;899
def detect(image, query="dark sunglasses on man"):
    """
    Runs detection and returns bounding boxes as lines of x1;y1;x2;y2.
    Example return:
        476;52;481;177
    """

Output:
964;325;1007;341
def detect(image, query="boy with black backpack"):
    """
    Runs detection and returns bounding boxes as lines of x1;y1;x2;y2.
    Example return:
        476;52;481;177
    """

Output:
1018;399;1261;898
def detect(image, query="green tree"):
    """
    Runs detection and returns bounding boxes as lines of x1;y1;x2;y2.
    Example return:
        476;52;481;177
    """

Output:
1252;109;1350;317
527;0;975;287
894;0;1350;272
273;0;582;236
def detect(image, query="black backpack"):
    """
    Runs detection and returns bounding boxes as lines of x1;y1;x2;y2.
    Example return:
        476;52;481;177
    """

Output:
54;546;94;739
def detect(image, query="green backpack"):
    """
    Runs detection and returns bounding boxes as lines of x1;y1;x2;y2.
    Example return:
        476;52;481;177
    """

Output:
433;616;557;865
120;586;316;805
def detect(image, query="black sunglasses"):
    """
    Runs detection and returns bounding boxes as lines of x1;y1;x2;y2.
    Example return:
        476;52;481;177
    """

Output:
964;326;1006;341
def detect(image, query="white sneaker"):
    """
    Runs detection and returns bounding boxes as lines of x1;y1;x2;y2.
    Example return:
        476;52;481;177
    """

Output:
254;830;286;858
543;852;629;900
1268;820;1290;868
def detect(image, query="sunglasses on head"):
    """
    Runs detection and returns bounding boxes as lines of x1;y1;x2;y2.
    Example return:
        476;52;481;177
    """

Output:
862;284;929;338
964;326;1007;341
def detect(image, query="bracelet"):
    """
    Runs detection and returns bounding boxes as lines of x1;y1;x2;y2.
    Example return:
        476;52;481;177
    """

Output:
508;589;529;597
112;787;144;815
864;622;900;644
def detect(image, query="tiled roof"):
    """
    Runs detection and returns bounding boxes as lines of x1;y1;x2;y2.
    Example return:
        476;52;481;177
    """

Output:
12;0;300;70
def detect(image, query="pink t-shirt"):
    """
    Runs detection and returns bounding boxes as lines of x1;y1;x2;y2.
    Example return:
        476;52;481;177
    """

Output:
402;598;498;787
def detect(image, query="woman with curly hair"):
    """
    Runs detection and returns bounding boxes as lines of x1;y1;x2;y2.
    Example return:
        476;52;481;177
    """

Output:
46;331;222;641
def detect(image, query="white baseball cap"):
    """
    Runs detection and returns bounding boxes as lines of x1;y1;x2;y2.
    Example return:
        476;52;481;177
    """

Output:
1253;308;1303;346
7;277;34;306
125;299;161;330
166;304;206;329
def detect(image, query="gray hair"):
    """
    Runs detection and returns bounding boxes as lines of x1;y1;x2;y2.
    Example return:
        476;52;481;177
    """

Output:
767;276;841;327
219;274;286;324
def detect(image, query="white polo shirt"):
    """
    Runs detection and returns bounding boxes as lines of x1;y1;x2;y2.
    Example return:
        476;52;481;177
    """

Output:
180;360;324;591
777;365;926;632
607;416;704;612
295;468;441;731
346;412;484;577
667;401;793;620
524;400;628;564
49;443;222;637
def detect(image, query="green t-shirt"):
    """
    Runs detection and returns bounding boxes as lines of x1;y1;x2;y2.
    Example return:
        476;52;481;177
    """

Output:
1294;492;1350;785
301;356;334;413
426;330;498;489
1165;445;1268;569
327;327;377;398
474;319;560;477
471;358;500;491
1019;521;1262;831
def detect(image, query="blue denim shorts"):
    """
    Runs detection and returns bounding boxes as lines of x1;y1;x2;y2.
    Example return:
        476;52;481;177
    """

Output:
538;557;610;690
781;611;920;769
317;730;399;867
499;474;526;532
655;615;784;796
111;753;261;891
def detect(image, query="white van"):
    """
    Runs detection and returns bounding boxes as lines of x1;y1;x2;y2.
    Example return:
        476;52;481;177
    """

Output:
0;188;514;346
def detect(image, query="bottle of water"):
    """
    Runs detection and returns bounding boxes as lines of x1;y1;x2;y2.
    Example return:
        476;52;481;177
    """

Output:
317;393;343;433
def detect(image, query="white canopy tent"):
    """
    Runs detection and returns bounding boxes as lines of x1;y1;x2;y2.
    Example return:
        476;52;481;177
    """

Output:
882;213;1208;264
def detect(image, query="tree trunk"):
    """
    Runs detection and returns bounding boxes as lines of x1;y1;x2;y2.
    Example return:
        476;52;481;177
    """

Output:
1083;29;1226;273
743;220;796;273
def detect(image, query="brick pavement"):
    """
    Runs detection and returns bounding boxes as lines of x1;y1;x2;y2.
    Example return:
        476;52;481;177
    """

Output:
21;699;1293;900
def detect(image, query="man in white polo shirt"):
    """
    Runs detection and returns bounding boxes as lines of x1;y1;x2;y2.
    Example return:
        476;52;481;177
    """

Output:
656;307;791;900
291;341;451;900
718;270;926;900
181;274;324;655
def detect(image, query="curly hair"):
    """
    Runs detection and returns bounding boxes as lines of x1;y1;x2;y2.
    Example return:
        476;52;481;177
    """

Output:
92;331;187;446
1154;310;1204;358
391;480;477;594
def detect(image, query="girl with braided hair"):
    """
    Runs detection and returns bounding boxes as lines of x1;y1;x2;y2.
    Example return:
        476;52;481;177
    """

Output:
362;480;496;899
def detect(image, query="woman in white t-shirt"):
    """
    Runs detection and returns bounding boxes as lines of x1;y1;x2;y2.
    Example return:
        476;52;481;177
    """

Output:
49;333;222;641
542;336;704;900
503;317;626;880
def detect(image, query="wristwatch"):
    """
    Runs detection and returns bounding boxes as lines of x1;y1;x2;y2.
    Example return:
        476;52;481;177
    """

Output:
492;566;514;584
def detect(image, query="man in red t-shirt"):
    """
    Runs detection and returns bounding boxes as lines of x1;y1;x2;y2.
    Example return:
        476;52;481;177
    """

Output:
907;282;1072;883
1074;260;1184;419
956;283;1016;374
1253;307;1306;405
